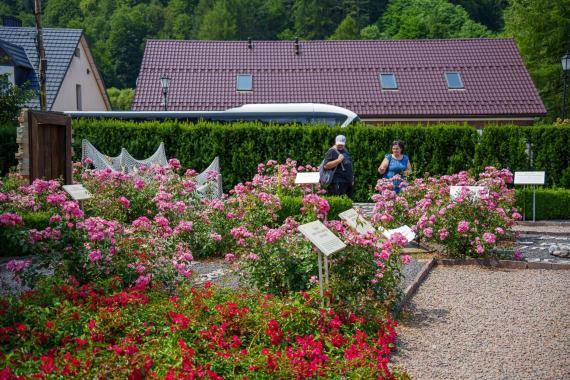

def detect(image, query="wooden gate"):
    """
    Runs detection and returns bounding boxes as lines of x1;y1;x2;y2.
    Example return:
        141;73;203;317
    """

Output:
27;110;72;185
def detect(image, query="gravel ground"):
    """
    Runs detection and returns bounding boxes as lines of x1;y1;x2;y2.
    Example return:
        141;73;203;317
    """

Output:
393;266;570;380
399;258;428;292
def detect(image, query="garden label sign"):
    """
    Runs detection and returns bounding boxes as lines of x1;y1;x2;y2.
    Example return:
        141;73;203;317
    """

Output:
338;208;375;235
294;172;320;184
298;220;346;256
514;171;545;222
381;225;416;243
62;184;92;201
449;186;486;200
514;171;545;185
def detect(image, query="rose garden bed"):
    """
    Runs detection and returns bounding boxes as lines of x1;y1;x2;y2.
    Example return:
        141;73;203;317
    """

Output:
0;159;521;378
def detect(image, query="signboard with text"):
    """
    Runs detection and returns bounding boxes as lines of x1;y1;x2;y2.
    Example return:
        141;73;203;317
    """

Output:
62;184;92;201
298;220;346;256
294;172;320;184
380;225;416;243
514;171;545;185
449;186;486;200
338;208;375;235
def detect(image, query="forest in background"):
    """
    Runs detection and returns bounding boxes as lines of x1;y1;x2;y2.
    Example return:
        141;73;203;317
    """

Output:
1;0;569;120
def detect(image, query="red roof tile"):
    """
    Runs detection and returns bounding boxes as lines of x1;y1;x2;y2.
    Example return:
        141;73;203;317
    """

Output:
132;39;546;118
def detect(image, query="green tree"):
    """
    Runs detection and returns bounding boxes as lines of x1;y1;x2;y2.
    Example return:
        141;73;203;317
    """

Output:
360;24;381;39
380;0;491;39
450;0;507;32
504;0;570;121
0;74;35;123
107;87;135;111
197;0;238;40
329;15;360;40
293;0;341;39
44;0;82;28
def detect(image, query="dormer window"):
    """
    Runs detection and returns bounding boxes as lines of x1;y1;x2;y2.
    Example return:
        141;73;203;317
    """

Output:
236;74;253;91
379;73;398;90
445;72;464;89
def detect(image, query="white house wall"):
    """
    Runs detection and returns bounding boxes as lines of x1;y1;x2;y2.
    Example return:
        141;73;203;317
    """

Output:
51;36;109;111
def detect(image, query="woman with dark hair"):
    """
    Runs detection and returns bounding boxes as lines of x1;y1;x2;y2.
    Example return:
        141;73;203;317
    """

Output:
377;140;411;194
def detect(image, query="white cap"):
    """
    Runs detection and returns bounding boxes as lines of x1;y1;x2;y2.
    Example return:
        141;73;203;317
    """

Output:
335;135;346;145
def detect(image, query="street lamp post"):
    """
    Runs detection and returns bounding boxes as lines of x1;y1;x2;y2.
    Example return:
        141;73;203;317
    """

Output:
562;52;570;120
160;74;170;111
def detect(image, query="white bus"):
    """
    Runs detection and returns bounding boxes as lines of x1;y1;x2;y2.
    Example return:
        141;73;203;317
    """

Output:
65;103;359;128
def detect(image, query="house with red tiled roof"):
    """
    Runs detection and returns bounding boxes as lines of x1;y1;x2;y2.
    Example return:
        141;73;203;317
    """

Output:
132;39;546;126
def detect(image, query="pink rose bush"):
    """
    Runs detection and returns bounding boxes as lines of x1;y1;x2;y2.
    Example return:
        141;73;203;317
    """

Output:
0;159;414;378
372;167;520;258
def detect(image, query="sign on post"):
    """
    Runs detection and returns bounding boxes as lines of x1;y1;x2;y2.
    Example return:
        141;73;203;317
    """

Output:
514;171;545;222
338;208;375;235
294;172;320;185
514;171;545;185
62;184;92;201
298;220;346;256
298;220;346;305
380;225;416;243
449;186;486;200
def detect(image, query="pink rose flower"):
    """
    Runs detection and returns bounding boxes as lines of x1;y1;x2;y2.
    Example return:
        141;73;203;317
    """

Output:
118;196;130;209
457;221;470;234
483;232;496;244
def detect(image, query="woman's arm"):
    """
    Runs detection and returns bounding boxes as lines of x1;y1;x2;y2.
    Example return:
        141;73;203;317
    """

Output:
378;158;389;175
324;153;344;170
404;160;412;176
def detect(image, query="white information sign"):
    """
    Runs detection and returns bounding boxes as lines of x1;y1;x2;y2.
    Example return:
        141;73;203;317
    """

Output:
298;220;346;256
294;172;320;184
449;186;486;200
62;184;92;201
514;171;545;185
338;208;375;235
380;225;416;243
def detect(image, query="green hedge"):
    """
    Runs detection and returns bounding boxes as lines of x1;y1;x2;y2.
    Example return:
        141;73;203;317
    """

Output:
515;188;570;220
475;124;570;188
4;118;570;203
72;119;478;201
0;122;17;176
278;195;353;223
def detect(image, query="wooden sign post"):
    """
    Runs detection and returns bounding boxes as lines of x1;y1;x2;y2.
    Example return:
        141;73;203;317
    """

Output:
298;220;346;304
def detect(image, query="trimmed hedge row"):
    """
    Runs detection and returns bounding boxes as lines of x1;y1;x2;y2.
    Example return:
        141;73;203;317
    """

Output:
515;188;570;221
475;124;570;188
4;119;570;204
72;119;478;200
0;122;17;175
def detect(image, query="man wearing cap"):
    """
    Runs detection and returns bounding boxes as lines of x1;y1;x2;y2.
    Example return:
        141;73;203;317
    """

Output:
322;135;354;198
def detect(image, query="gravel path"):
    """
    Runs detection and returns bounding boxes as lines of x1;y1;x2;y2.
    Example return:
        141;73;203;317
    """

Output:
393;266;570;380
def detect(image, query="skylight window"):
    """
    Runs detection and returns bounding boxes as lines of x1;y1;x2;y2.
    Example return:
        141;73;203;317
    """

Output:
236;74;253;91
379;73;398;90
445;72;464;89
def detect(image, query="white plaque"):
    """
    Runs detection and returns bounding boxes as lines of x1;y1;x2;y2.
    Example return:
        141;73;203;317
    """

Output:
62;184;92;201
449;186;486;200
294;172;320;184
338;208;375;235
298;220;346;256
380;225;416;243
514;171;545;185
